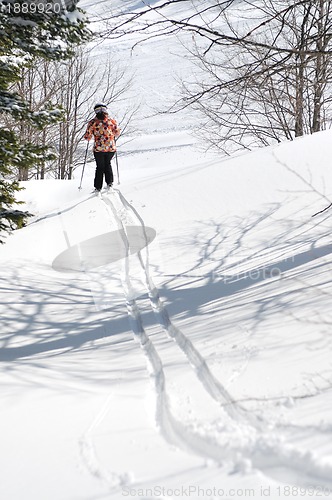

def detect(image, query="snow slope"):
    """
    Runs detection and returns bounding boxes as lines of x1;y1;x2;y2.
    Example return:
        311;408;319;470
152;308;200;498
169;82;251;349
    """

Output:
1;127;332;500
1;0;332;498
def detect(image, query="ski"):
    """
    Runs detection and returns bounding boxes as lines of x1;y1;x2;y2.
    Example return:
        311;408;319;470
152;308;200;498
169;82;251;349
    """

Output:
91;189;102;197
91;184;115;196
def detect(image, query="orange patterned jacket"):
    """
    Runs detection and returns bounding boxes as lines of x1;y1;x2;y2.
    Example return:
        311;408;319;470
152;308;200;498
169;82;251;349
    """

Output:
84;116;120;152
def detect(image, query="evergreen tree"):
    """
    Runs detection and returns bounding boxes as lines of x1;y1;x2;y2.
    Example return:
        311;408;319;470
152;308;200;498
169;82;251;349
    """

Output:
0;0;90;242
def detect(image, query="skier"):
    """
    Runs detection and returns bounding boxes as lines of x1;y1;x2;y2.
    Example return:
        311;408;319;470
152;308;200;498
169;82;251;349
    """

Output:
84;103;120;192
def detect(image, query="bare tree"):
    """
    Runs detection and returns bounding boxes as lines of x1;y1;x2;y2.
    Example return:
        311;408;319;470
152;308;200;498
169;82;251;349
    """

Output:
105;0;332;153
8;47;137;180
49;48;136;180
5;61;59;180
178;0;332;151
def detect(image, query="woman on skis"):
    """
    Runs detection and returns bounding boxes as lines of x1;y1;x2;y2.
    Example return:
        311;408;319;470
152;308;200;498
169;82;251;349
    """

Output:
84;103;120;192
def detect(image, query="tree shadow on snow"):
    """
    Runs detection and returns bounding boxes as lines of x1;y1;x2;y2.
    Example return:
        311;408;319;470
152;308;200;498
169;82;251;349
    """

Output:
0;266;133;364
159;205;332;323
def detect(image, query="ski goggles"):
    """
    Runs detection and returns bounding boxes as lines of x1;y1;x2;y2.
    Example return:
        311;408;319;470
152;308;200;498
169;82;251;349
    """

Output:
94;105;108;114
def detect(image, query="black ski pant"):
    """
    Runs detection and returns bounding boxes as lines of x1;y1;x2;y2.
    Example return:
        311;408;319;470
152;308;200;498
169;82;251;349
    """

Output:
93;151;115;190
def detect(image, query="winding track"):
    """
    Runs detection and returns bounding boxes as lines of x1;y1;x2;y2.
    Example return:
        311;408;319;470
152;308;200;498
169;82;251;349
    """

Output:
100;189;246;462
79;187;332;489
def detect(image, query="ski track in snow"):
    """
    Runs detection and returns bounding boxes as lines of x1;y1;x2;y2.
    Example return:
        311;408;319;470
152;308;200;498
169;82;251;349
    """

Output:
79;394;130;491
76;188;332;491
114;189;244;422
100;192;245;461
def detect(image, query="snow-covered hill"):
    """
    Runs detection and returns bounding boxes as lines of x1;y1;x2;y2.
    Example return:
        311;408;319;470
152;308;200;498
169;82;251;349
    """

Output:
1;0;332;498
1;126;332;499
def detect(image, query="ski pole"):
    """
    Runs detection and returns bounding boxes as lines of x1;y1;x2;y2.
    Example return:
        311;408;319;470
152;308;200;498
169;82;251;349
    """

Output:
115;151;120;184
114;136;120;185
78;142;89;190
